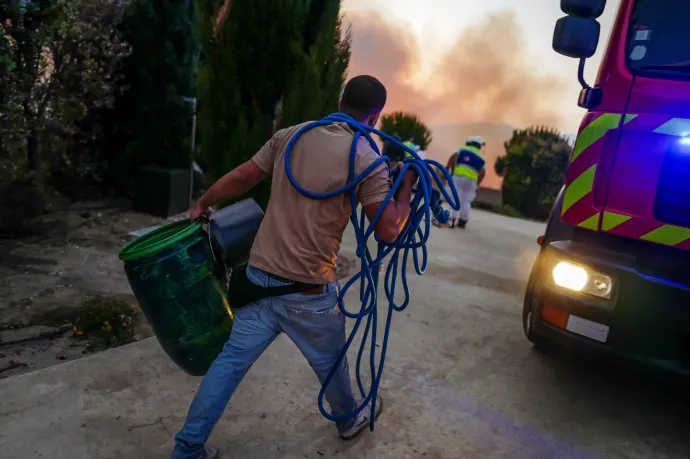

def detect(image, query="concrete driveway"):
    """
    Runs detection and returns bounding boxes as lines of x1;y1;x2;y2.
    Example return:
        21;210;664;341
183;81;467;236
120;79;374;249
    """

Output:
2;209;690;459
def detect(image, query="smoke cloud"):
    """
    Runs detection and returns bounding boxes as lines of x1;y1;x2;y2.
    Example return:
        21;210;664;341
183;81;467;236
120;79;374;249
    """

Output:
344;10;567;129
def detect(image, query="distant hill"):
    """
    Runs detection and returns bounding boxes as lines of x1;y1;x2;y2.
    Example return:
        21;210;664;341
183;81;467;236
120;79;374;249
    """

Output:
425;122;516;190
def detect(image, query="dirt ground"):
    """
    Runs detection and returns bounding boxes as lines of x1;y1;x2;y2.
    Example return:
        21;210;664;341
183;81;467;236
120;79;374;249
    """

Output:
0;200;175;379
0;200;356;380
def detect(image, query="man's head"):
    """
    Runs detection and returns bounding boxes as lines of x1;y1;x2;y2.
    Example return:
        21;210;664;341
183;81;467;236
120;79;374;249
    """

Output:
465;135;485;150
339;75;387;126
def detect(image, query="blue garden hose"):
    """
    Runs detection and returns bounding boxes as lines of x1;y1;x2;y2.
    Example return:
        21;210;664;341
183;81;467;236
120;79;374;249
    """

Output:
284;112;460;431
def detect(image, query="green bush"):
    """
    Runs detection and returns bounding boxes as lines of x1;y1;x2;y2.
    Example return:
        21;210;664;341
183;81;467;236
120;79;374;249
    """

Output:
72;296;137;345
494;126;571;220
379;112;433;150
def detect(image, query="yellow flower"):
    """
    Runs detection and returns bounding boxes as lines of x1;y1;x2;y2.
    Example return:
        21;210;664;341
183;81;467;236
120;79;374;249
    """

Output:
122;322;127;327
77;331;84;336
72;325;77;332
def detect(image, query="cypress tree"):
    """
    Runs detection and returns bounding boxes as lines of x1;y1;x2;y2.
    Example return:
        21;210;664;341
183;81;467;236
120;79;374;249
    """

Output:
196;0;350;208
106;0;198;193
279;0;351;128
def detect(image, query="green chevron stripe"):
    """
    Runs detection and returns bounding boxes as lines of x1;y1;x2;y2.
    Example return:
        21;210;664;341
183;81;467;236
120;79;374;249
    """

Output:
640;225;690;246
577;213;600;230
601;211;631;231
562;165;597;215
571;114;622;163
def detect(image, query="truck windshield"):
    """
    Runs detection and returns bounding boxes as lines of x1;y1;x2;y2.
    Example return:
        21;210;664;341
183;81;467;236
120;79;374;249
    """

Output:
627;0;690;78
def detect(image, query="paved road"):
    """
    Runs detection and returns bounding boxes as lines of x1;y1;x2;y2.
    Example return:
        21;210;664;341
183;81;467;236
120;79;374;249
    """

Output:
3;209;690;458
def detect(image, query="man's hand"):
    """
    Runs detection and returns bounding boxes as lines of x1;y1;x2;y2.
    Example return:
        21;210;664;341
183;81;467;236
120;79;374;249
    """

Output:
364;163;417;243
395;162;418;184
190;205;212;222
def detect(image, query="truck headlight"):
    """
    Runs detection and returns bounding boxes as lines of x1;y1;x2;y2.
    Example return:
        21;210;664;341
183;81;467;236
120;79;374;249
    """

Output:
552;261;613;299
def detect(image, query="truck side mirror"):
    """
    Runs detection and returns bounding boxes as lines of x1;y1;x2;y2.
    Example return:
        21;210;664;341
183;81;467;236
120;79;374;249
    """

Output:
561;0;606;18
553;16;600;58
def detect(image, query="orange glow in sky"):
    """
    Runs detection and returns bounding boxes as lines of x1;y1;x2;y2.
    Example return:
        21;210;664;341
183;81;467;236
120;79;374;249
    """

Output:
341;0;620;134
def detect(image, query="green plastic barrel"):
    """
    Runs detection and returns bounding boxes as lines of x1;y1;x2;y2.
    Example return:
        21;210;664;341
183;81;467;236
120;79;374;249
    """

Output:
119;220;233;376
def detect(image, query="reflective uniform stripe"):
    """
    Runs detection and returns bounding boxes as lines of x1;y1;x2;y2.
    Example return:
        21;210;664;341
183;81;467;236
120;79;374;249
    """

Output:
453;146;484;182
640;225;690;246
403;141;416;158
562;165;597;214
454;165;478;181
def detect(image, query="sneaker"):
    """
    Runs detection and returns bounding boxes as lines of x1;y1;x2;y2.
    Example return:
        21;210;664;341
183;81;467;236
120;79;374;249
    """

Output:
339;395;384;440
457;219;467;229
201;446;219;459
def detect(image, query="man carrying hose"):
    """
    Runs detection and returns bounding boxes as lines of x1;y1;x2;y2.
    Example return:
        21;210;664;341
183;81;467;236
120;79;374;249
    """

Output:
171;75;417;459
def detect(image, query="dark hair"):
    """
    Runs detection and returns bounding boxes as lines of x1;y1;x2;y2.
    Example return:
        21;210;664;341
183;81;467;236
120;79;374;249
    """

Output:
340;75;387;120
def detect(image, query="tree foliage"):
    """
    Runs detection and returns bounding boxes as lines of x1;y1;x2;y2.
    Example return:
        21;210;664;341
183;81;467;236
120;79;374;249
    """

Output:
495;126;571;220
1;0;129;199
197;0;350;208
279;1;351;128
378;112;432;150
105;0;198;195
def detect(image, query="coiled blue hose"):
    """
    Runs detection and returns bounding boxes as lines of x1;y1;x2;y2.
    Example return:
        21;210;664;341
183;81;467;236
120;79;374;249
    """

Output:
284;112;460;431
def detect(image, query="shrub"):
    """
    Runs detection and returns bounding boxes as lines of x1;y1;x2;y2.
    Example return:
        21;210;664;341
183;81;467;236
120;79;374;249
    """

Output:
72;296;137;345
378;112;433;150
494;126;571;220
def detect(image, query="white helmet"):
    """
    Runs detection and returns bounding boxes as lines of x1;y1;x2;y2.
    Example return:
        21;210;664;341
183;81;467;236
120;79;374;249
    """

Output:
466;135;485;146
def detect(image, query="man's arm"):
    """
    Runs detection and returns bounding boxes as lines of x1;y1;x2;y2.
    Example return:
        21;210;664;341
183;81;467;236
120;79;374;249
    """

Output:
363;170;416;243
477;168;486;186
446;153;457;172
191;160;267;220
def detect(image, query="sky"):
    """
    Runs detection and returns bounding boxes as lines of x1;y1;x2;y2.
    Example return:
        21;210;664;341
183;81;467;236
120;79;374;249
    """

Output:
341;0;621;135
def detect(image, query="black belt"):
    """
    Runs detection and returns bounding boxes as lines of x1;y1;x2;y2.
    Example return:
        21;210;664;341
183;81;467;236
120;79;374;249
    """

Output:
228;265;323;309
259;269;298;284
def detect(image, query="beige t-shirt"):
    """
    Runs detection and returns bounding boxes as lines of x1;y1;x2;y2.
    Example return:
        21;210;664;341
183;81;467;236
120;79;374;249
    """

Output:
249;122;392;284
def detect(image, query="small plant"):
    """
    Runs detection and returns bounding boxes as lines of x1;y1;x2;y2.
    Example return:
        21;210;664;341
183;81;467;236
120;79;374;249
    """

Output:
72;296;137;345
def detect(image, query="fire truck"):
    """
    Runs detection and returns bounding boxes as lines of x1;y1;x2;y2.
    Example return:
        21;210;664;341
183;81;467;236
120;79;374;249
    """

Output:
523;0;690;372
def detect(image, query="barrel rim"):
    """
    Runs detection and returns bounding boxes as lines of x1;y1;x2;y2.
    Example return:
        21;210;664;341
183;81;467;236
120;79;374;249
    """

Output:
119;220;203;262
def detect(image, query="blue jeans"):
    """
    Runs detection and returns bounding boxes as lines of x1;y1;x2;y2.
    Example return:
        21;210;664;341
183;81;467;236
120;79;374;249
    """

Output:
171;266;357;459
